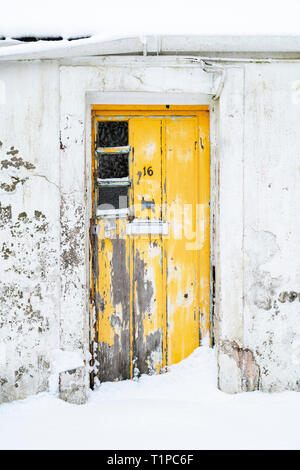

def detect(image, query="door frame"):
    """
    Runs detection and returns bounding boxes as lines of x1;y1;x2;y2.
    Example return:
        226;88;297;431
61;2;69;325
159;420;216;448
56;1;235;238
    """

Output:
86;94;216;387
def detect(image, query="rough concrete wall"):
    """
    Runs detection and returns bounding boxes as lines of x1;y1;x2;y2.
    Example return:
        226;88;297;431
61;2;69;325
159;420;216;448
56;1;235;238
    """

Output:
217;62;300;393
0;61;60;402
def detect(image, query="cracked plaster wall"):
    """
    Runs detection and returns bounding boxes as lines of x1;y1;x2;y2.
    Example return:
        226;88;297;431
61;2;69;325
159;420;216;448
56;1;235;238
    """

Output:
242;63;300;392
217;63;300;392
0;61;60;402
1;57;300;402
0;59;213;403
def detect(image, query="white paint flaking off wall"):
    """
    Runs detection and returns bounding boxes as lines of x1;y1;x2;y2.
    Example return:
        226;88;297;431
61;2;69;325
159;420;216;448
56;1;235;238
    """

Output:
1;56;300;404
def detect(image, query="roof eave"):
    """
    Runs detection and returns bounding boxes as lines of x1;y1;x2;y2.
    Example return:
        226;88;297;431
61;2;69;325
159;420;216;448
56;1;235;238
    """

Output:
1;34;300;61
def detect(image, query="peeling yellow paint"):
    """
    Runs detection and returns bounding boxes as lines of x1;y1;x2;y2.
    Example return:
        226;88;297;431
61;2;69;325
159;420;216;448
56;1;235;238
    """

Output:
91;106;210;381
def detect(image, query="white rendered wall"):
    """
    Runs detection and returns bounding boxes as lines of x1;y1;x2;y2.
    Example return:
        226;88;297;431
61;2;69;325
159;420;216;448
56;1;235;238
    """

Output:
0;58;214;403
217;62;300;392
0;61;61;401
243;63;300;391
1;56;300;403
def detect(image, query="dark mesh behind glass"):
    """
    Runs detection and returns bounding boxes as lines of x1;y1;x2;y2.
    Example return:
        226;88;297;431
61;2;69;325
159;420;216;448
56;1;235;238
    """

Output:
96;121;129;211
98;153;129;179
97;121;128;147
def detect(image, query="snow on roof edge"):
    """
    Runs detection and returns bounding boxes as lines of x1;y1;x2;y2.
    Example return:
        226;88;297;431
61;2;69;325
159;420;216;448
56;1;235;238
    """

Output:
0;34;143;61
1;34;300;61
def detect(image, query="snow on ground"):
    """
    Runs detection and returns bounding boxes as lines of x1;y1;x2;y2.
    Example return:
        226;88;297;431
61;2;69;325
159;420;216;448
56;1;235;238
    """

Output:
0;344;300;450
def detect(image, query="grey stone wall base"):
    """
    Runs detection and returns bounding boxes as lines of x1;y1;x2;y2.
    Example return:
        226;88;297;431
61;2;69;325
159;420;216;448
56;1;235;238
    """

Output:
59;366;87;405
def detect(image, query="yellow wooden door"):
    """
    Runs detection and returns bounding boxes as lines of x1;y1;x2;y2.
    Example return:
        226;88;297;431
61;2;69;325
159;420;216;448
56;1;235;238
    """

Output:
91;106;210;383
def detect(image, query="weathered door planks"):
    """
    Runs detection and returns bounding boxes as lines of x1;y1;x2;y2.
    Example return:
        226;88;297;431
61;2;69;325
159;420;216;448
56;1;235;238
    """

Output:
91;106;210;383
131;118;165;376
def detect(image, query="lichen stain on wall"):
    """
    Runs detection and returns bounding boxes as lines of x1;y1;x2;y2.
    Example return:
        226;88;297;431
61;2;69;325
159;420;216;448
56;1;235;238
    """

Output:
0;143;58;403
61;199;84;274
244;227;300;392
0;144;35;193
219;224;300;393
59;188;86;353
